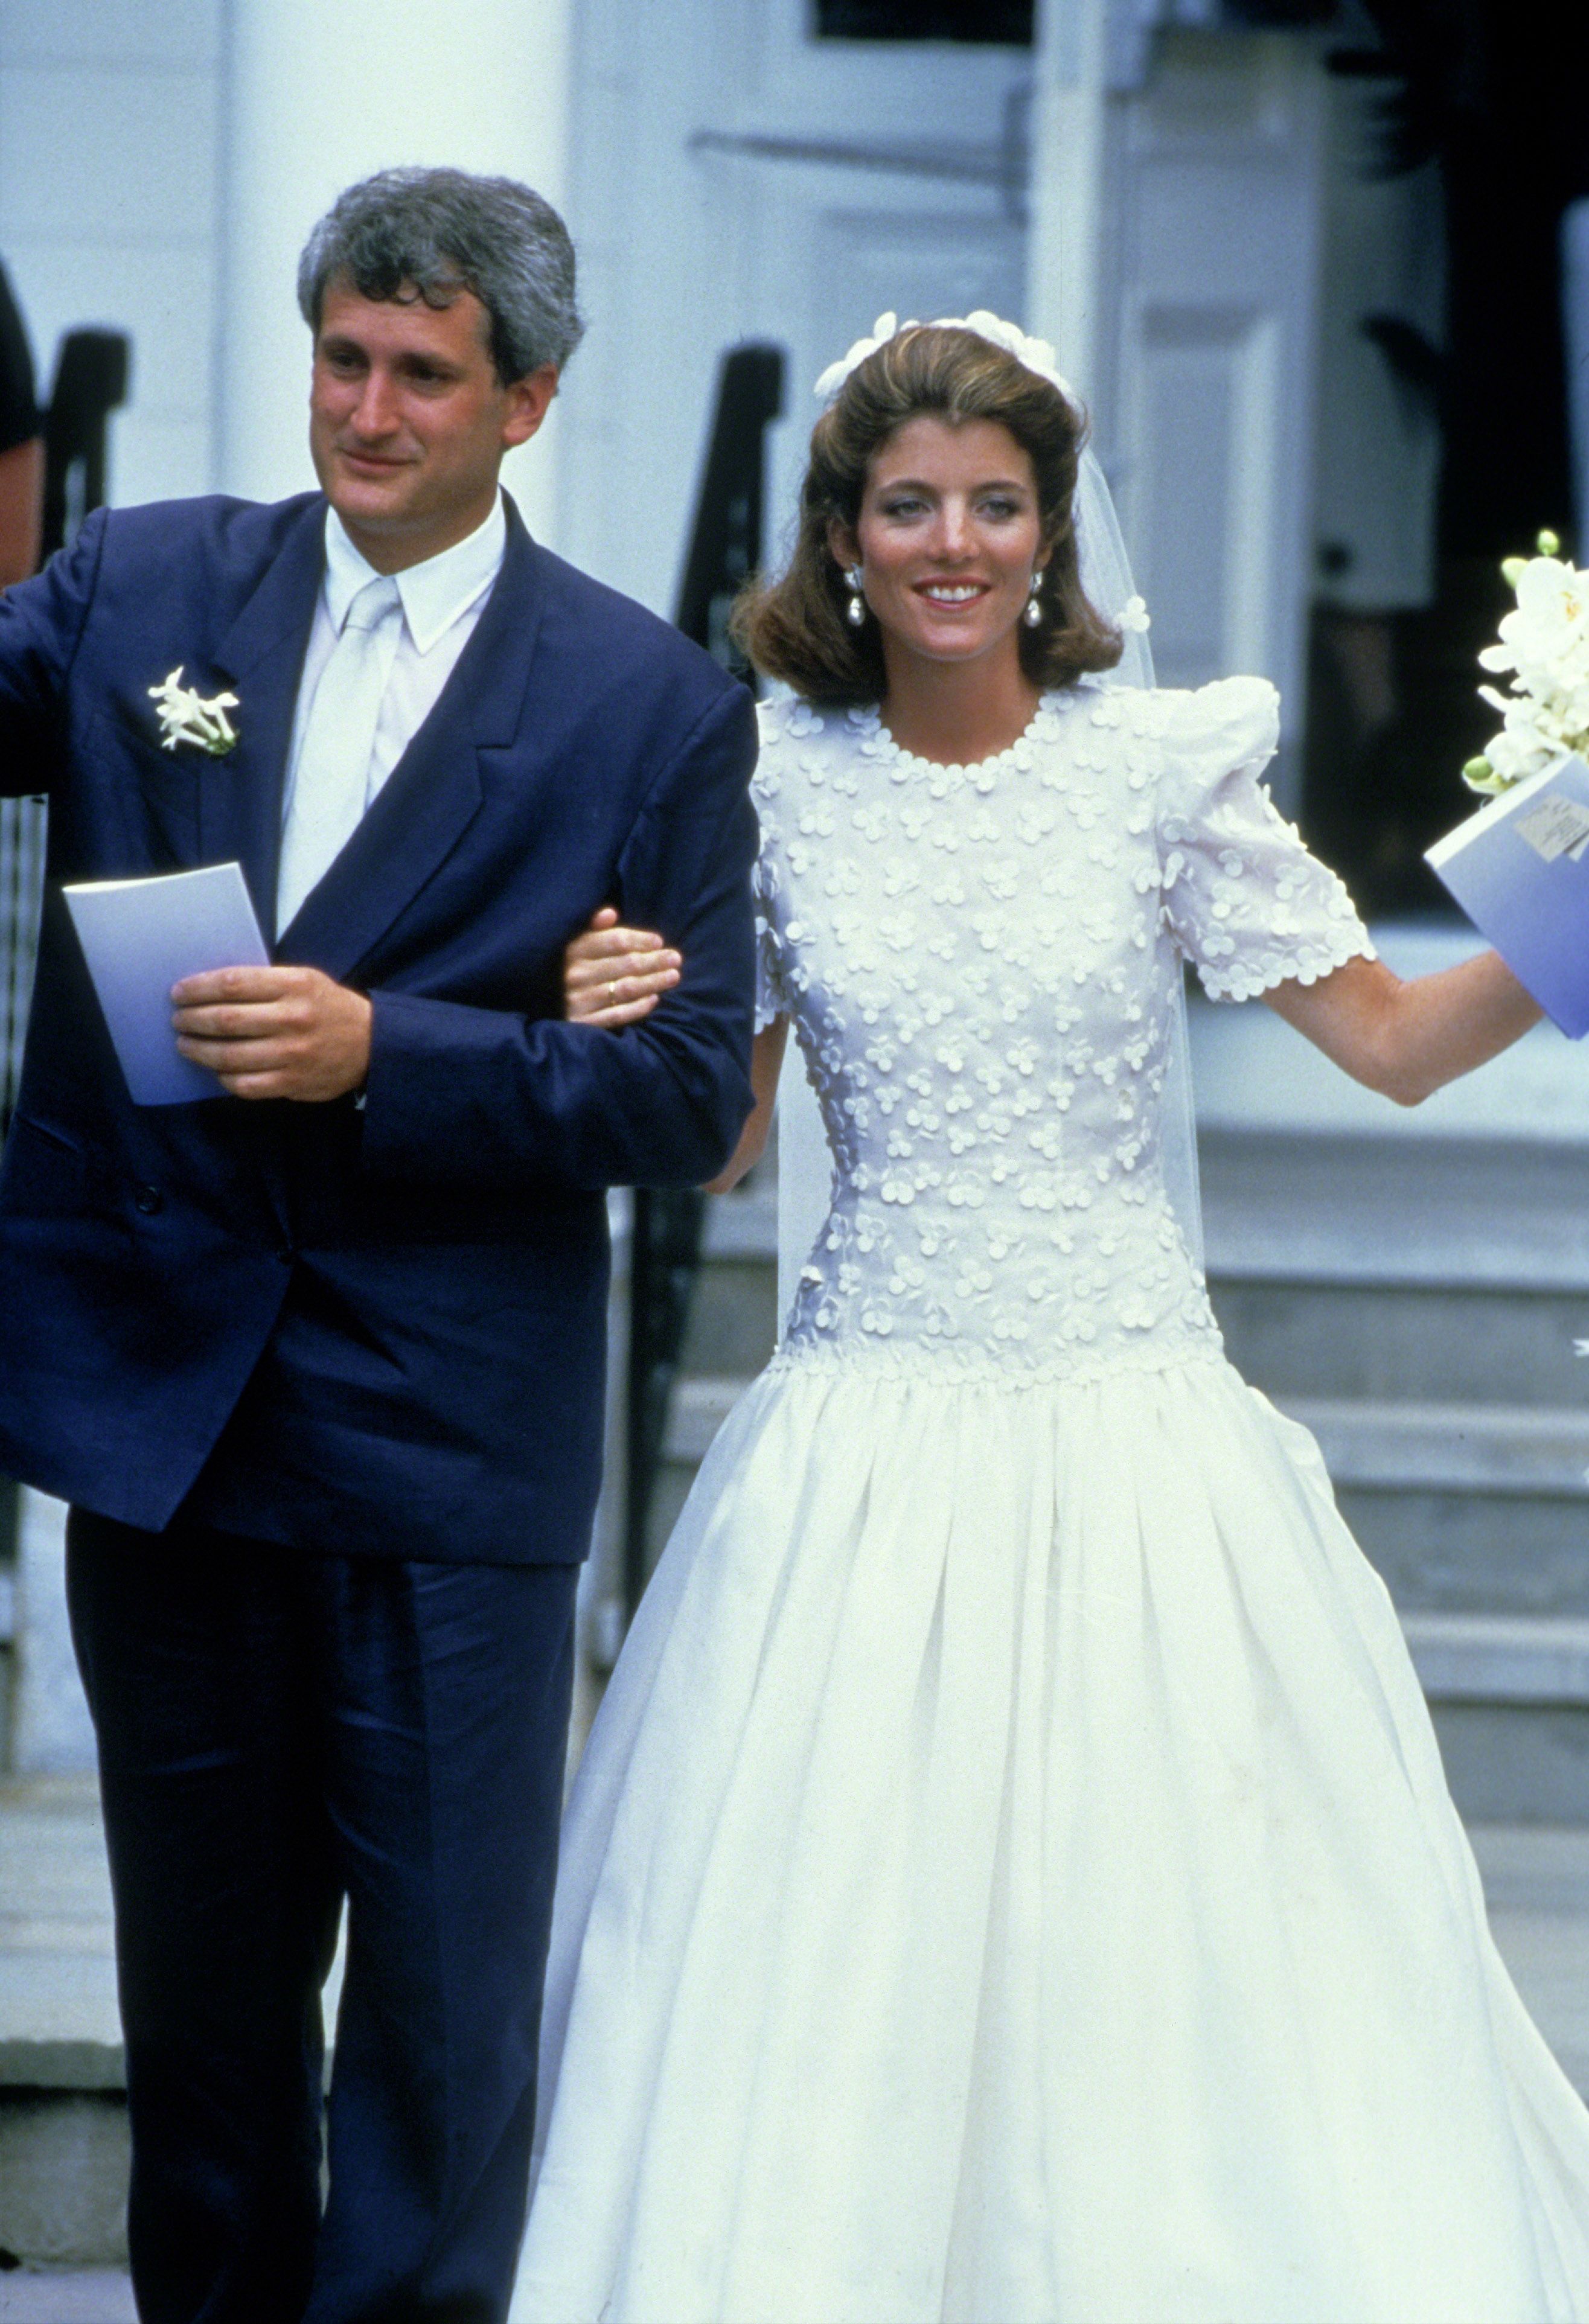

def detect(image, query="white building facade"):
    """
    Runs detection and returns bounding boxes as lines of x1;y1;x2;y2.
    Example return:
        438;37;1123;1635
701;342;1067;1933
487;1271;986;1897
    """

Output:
2;0;1587;1785
0;0;1332;759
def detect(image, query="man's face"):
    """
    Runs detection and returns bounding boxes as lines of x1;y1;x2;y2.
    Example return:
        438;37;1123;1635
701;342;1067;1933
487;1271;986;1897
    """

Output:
309;276;556;569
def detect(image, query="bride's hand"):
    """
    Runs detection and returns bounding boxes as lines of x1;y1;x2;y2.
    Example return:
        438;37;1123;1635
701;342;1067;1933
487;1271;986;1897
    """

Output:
563;906;682;1026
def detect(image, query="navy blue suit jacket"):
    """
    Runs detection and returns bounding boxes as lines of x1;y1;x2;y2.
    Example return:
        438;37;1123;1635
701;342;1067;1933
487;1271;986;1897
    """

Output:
0;491;758;1562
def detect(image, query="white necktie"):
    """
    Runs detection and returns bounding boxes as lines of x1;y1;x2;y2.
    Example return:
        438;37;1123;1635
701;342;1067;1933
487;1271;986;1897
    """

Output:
277;573;403;934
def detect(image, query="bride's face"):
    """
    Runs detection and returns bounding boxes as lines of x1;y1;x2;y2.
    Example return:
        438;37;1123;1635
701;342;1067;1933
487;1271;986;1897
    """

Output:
832;415;1048;675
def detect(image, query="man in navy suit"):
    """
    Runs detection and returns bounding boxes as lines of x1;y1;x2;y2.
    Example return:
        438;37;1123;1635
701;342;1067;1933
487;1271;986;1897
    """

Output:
0;167;757;2320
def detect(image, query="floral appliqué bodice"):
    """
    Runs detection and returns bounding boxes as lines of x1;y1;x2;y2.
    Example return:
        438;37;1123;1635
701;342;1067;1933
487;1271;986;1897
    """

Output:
753;676;1373;1382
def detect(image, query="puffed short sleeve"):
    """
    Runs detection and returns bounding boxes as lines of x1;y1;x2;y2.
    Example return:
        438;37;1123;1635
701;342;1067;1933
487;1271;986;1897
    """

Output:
751;701;792;1032
1156;676;1374;1000
752;840;790;1032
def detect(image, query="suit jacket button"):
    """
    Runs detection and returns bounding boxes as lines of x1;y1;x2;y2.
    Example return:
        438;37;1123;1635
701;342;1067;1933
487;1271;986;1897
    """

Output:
133;1184;163;1215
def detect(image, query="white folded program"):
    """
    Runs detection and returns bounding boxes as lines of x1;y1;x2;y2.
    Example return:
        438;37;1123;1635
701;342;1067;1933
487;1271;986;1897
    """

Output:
62;860;269;1104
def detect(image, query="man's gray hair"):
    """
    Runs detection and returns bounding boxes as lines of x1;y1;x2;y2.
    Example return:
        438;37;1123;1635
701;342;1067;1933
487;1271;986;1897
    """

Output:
297;166;584;382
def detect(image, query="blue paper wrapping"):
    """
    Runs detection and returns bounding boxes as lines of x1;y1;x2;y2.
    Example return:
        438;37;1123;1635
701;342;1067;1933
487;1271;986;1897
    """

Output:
1427;755;1589;1039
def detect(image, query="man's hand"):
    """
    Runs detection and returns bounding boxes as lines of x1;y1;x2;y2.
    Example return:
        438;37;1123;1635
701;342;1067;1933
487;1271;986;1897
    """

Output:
172;965;372;1102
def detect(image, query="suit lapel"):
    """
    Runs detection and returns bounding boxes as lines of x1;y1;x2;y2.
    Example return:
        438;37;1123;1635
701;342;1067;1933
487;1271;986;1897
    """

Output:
205;498;326;936
277;500;548;983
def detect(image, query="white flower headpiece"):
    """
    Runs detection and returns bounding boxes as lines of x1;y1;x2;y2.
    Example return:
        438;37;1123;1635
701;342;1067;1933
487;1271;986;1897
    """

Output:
813;310;1075;404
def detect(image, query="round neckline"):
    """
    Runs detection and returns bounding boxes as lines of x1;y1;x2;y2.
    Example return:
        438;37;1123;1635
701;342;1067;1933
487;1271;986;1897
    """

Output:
850;692;1066;784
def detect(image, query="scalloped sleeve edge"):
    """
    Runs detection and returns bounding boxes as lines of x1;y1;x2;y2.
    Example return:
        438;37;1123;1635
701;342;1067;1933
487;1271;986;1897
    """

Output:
1194;920;1378;1003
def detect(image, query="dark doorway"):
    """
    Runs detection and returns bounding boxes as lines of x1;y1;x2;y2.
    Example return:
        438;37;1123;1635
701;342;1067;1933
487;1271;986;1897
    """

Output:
1302;2;1589;917
814;0;1033;39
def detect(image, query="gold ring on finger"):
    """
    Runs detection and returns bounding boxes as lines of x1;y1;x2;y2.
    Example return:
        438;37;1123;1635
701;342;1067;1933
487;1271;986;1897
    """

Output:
609;982;618;1005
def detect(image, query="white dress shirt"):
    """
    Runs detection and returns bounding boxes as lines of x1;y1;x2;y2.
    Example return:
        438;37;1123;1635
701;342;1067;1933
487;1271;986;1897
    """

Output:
279;490;508;879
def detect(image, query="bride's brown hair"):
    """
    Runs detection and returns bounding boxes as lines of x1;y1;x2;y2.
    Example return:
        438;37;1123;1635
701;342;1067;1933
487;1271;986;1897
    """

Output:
732;324;1124;707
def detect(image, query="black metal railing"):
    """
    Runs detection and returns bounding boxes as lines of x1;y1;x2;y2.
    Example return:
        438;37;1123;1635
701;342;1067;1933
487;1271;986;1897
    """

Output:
1;326;129;1712
624;343;784;1614
40;328;129;564
1;327;128;1134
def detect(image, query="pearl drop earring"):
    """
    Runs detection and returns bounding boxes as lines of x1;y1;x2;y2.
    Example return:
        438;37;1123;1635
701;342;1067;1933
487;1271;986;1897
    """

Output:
845;566;866;628
1023;569;1044;629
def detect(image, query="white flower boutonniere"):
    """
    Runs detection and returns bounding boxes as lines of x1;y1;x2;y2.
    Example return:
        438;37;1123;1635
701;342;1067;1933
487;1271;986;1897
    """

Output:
148;666;240;757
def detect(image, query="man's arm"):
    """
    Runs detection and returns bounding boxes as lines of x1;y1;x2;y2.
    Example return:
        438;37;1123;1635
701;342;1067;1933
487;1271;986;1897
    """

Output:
0;435;43;589
0;262;42;589
359;683;760;1192
0;507;106;785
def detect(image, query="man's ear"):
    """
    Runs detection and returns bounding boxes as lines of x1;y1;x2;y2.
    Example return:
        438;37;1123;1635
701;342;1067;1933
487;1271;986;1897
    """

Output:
503;364;560;449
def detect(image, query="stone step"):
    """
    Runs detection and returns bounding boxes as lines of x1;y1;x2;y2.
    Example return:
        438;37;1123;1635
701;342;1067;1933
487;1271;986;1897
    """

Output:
663;1375;746;1466
1434;1702;1589;1827
1282;1396;1589;1498
0;1778;124;2271
0;2270;135;2319
1473;1822;1589;2094
1338;1487;1589;1622
1405;1620;1589;1821
1211;1276;1588;1409
1406;1614;1589;1702
0;1779;346;2268
676;1260;778;1381
1200;1128;1589;1294
0;1779;120;2096
700;1178;778;1263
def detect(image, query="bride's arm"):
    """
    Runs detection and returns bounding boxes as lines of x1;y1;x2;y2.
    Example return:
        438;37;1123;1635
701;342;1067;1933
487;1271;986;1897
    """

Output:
703;1020;787;1192
1262;951;1542;1105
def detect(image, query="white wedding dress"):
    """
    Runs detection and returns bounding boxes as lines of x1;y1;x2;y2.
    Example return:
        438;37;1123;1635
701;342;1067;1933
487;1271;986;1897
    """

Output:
512;676;1589;2324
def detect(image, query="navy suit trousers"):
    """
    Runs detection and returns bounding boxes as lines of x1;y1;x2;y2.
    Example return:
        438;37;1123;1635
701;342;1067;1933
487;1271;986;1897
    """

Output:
66;1512;577;2323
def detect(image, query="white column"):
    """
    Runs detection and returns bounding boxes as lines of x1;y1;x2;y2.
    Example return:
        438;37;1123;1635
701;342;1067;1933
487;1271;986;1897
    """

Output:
217;0;572;544
1026;0;1114;410
13;1490;96;1776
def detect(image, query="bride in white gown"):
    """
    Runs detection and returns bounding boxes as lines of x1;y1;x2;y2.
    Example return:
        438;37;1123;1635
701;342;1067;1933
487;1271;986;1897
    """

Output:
513;313;1589;2323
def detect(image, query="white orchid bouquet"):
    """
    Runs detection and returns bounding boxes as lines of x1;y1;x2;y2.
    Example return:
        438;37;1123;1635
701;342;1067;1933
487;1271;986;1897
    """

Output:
1464;531;1589;796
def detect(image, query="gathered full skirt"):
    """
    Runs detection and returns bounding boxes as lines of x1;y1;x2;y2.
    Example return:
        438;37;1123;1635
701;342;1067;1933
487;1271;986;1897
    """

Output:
512;1352;1589;2323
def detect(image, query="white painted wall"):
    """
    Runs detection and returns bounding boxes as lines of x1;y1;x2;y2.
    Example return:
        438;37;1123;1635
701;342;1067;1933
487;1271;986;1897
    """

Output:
562;0;1028;615
0;0;226;507
0;0;574;537
218;0;572;541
